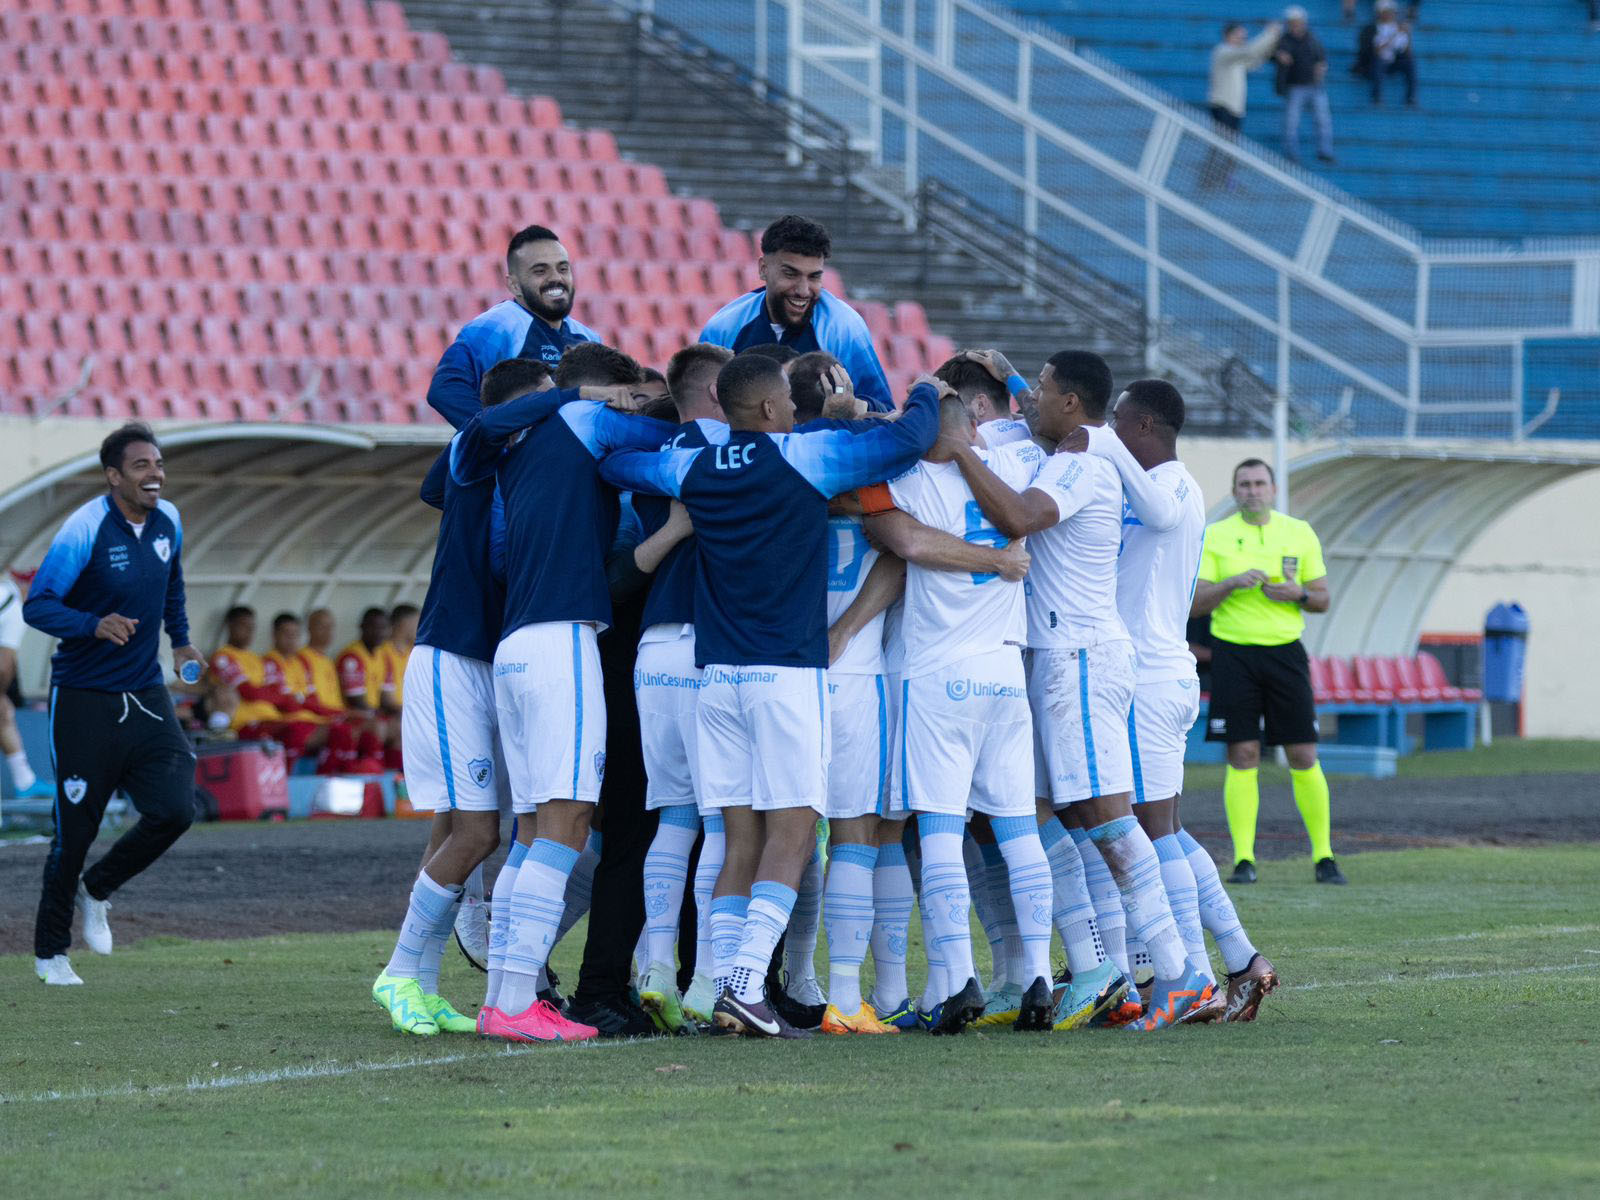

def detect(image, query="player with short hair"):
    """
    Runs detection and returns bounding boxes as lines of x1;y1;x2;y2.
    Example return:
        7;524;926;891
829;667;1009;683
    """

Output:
1068;380;1278;1022
426;225;600;428
700;215;894;412
950;352;1214;1031
854;393;1056;1034
631;342;734;1031
453;350;672;1043
337;608;396;716
598;355;940;1037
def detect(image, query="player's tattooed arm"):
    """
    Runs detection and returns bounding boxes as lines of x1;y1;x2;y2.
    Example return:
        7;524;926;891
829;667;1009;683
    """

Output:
827;552;906;666
959;349;1040;431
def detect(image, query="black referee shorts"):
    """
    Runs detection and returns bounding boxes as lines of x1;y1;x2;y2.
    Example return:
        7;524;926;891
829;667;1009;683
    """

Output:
1205;638;1319;747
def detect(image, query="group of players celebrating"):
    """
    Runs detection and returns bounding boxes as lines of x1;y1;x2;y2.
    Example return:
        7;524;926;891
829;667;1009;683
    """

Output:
370;216;1277;1043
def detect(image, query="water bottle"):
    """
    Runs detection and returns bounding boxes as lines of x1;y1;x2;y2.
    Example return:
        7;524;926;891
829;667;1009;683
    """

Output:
179;659;203;686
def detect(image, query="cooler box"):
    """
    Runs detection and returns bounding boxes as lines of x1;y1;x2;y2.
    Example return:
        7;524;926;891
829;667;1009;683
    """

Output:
195;740;290;821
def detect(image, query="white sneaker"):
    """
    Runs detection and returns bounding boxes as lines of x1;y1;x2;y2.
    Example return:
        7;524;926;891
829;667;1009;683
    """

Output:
76;882;113;955
454;894;489;972
36;955;84;985
681;970;718;1023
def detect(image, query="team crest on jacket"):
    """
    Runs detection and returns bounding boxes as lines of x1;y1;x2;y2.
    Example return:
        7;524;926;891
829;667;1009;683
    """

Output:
152;534;172;564
64;776;88;805
468;757;493;789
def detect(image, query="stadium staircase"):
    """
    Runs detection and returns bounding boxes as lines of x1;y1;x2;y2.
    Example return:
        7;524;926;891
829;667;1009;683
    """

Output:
0;0;980;423
1007;0;1600;241
395;0;1161;414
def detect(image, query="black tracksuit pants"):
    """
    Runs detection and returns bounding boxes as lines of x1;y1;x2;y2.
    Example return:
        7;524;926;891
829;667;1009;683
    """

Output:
34;684;196;959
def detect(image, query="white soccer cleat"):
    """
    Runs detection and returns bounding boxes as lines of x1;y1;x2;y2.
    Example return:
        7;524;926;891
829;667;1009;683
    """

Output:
76;882;113;955
36;955;84;985
681;971;718;1023
454;893;489;972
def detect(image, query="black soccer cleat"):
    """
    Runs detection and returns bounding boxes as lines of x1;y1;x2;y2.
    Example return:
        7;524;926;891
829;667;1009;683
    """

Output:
714;989;813;1039
565;992;663;1039
1314;856;1348;885
932;976;986;1036
1013;976;1055;1032
769;984;826;1031
1229;859;1258;884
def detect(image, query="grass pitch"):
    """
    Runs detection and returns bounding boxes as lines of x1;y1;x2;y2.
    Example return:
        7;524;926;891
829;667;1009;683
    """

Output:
4;845;1599;1199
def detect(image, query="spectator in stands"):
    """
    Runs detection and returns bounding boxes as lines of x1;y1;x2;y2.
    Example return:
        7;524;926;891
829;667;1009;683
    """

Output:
1203;19;1283;187
1360;2;1417;106
699;215;894;411
425;225;600;428
0;567;52;801
1275;6;1336;164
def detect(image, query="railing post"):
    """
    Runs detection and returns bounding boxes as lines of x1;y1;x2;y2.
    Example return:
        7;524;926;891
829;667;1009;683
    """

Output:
626;8;642;123
785;0;803;167
754;0;768;90
1143;195;1160;373
1276;268;1291;490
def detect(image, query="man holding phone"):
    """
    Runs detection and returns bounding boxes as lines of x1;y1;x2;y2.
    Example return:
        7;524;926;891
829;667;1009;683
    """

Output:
1192;458;1345;886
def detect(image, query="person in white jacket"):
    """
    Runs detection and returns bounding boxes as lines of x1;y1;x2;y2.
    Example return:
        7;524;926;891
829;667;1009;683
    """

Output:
1201;19;1282;187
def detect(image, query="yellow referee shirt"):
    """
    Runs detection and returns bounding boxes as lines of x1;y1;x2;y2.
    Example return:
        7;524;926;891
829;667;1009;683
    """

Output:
1199;510;1326;646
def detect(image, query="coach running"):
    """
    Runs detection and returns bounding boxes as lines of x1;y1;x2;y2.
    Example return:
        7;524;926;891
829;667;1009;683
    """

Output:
25;423;204;985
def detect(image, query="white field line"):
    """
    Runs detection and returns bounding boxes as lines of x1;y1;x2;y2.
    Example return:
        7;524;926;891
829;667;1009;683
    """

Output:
1294;924;1600;956
1286;958;1600;991
0;1036;638;1107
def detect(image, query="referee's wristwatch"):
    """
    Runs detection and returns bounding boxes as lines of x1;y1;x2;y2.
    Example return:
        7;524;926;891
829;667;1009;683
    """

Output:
1297;587;1311;605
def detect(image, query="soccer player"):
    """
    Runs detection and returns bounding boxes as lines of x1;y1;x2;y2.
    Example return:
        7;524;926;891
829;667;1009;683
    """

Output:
25;423;204;985
300;608;345;713
371;360;541;1039
951;352;1215;1031
1069;380;1278;1022
598;356;940;1037
453;351;673;1043
854;393;1057;1035
382;604;419;708
630;343;733;1031
699;215;894;412
426;225;600;428
1193;459;1343;885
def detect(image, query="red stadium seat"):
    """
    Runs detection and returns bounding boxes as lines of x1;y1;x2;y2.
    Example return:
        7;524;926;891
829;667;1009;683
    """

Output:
1322;656;1365;703
1351;656;1394;703
1417;652;1480;702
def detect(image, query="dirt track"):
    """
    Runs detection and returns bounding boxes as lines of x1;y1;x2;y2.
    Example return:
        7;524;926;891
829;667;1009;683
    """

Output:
3;771;1597;954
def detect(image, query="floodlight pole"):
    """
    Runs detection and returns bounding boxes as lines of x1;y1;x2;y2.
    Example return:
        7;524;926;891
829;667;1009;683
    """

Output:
1273;390;1290;513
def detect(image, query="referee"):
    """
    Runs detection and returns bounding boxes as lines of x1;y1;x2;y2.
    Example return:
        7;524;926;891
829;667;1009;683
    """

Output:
1192;457;1346;885
24;423;206;984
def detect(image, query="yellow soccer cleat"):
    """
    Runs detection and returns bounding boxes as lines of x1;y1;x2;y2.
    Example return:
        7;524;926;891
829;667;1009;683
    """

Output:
821;1001;901;1035
424;993;478;1034
372;972;439;1036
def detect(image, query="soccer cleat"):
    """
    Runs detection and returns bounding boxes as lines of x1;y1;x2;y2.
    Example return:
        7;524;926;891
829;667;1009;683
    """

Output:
1228;860;1257;884
454;893;489;972
770;982;826;1031
16;778;54;800
1223;953;1280;1023
1053;960;1131;1030
477;1005;502;1035
371;972;439;1036
914;1002;944;1033
638;962;686;1032
1125;965;1214;1032
714;989;813;1039
931;977;985;1036
785;972;827;1008
1183;987;1228;1024
1012;976;1054;1032
1314;857;1348;885
681;971;719;1024
36;955;84;986
538;965;567;1015
423;993;478;1033
566;993;661;1039
76;882;112;955
482;998;597;1043
974;981;1023;1028
875;998;920;1031
821;1001;900;1035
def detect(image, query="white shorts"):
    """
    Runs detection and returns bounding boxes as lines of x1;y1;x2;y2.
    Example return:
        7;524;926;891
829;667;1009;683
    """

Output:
634;632;703;812
1130;677;1201;804
1027;640;1136;807
0;583;23;653
697;664;828;812
899;647;1033;819
825;672;890;820
400;646;509;813
493;622;606;811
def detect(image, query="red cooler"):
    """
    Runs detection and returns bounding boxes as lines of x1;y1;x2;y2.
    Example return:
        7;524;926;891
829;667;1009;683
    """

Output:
195;740;290;821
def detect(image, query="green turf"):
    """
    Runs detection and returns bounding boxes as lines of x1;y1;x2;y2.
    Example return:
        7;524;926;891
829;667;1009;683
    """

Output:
1183;736;1600;790
4;846;1599;1198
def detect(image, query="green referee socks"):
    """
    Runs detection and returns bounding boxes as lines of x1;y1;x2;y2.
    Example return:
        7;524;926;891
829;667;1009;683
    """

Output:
1223;766;1260;866
1290;762;1334;862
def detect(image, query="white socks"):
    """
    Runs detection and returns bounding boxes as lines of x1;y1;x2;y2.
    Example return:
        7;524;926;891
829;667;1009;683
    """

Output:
484;841;527;1010
385;871;461;983
784;847;823;985
708;893;748;993
693;814;726;979
1088;817;1186;982
870;838;914;1011
551;829;601;948
1072;826;1130;976
642;806;699;969
990;816;1054;987
731;882;797;1003
1040;817;1106;974
1155;833;1213;983
917;814;974;997
6;749;35;792
1179;827;1258;973
500;839;579;1015
823;843;877;1013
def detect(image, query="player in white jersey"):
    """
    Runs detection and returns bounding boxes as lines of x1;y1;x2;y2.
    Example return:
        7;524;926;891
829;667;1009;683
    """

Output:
858;391;1060;1034
1072;380;1277;1022
951;351;1215;1031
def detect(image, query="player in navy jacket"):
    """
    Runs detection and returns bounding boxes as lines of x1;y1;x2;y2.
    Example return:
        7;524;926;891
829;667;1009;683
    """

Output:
24;423;206;986
599;355;943;1036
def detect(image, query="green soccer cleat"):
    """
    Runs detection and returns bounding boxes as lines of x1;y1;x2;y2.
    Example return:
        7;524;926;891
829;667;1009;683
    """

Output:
681;971;718;1025
973;981;1023;1028
372;972;439;1036
638;962;686;1032
423;993;477;1034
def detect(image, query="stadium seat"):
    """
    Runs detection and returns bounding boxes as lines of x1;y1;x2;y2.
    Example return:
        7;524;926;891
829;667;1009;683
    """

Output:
1418;652;1481;703
1352;656;1394;703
